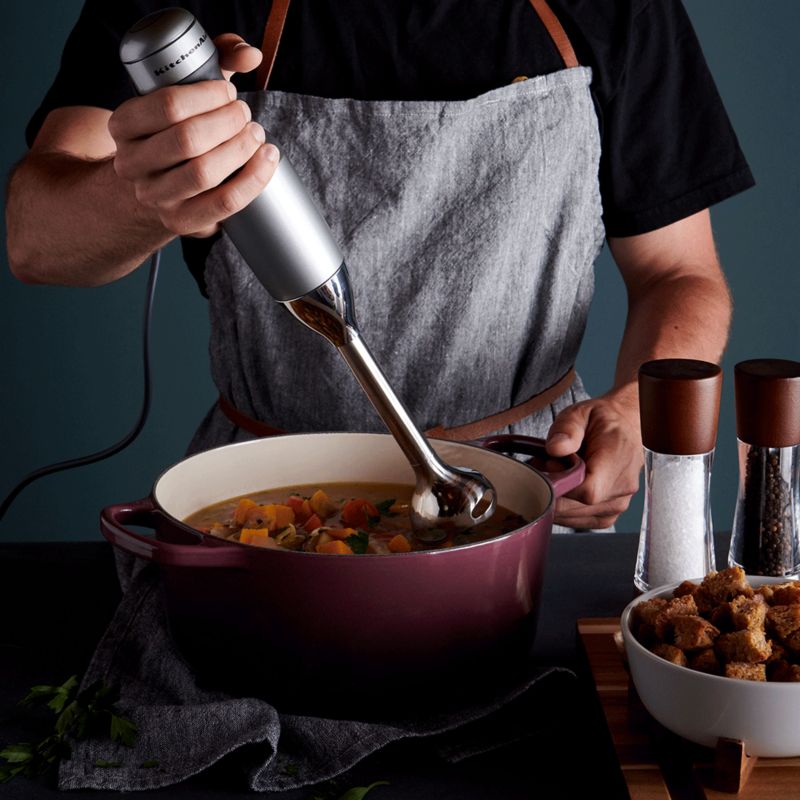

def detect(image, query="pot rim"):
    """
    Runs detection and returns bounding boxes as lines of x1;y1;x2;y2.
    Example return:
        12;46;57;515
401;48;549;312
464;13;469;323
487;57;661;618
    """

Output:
150;431;556;559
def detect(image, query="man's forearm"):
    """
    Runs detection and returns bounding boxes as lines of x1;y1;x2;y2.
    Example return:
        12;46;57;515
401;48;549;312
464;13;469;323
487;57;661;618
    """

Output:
6;151;173;287
613;269;732;408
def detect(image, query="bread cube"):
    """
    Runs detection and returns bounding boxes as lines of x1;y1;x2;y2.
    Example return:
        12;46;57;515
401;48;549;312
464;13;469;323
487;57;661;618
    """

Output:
724;662;767;681
715;629;772;663
651;643;687;666
688;648;721;675
673;580;698;599
771;582;800;606
672;615;720;651
769;660;800;682
767;605;800;640
699;567;753;606
654;595;699;639
729;594;767;632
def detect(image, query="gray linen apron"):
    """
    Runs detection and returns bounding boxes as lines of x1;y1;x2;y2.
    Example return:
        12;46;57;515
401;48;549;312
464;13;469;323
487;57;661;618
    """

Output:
188;64;604;455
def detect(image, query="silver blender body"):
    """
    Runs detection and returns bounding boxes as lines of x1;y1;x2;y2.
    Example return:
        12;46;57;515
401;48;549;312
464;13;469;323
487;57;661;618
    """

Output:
120;8;497;534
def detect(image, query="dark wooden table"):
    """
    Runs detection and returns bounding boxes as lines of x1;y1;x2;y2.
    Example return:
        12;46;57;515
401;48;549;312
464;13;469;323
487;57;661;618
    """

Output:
1;532;726;799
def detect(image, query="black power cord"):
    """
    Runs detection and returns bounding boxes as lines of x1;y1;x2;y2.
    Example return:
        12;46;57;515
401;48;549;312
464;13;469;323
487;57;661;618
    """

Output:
0;250;161;523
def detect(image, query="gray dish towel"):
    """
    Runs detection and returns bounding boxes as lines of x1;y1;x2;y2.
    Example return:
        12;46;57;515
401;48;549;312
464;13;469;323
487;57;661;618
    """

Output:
57;561;574;793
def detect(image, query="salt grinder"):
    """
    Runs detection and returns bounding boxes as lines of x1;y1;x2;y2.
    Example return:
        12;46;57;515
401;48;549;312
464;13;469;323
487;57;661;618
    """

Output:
634;360;722;592
728;359;800;577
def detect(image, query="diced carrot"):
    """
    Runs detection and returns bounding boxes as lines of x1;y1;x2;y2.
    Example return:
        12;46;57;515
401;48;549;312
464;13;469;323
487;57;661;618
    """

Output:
309;489;338;520
387;534;412;553
240;528;270;545
234;498;259;526
285;495;312;524
316;539;353;555
271;504;295;529
303;513;322;532
341;498;380;528
325;527;358;540
244;503;295;531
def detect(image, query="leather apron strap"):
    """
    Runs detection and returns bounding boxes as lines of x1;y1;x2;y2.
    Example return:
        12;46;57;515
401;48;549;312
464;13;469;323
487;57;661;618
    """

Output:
218;367;576;441
528;0;580;68
256;0;292;90
255;0;580;93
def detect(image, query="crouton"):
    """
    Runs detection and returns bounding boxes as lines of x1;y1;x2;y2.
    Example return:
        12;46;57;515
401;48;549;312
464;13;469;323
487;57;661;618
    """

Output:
769;660;800;682
700;567;753;606
654;595;699;639
632;597;668;627
672;615;720;651
651;643;687;666
724;662;767;681
767;605;800;640
688;648;721;675
729;594;767;632
673;580;698;599
771;582;800;606
715;630;772;663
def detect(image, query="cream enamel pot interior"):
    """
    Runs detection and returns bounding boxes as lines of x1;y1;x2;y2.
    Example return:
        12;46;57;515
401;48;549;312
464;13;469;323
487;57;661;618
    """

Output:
101;433;583;715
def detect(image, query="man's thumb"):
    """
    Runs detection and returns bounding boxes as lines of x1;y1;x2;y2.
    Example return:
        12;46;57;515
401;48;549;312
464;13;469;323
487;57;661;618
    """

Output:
545;403;591;457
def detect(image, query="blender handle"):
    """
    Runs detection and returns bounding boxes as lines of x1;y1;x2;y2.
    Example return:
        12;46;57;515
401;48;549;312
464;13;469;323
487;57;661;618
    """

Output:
477;435;585;498
120;8;343;302
100;498;247;569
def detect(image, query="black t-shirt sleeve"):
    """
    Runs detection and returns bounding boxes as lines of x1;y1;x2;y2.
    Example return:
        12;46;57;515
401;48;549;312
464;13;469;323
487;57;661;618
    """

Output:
25;0;150;147
588;0;754;237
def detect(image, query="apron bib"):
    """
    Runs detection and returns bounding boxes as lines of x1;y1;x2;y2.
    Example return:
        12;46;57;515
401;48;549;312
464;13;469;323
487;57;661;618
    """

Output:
188;5;604;455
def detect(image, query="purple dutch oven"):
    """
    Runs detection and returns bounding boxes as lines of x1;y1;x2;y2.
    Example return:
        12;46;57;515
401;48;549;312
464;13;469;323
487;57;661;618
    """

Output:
101;433;583;715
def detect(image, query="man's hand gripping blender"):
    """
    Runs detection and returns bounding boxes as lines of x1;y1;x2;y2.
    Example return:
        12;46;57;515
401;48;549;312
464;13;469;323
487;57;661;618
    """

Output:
120;8;496;537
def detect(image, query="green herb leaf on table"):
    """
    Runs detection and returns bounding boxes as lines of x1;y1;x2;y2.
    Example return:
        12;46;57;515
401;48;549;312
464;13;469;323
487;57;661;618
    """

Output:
110;714;138;748
94;759;121;768
338;781;389;800
0;743;34;764
20;675;78;714
0;676;138;784
140;760;160;769
346;530;370;554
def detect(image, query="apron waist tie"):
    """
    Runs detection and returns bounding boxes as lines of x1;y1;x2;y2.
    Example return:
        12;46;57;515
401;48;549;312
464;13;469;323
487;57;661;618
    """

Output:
217;368;575;442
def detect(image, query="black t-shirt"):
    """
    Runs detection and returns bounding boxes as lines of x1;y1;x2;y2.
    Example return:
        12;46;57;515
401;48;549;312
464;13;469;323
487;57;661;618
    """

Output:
28;0;754;293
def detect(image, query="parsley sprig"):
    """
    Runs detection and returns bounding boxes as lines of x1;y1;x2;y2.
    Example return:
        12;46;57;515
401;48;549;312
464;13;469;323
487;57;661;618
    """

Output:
0;675;138;784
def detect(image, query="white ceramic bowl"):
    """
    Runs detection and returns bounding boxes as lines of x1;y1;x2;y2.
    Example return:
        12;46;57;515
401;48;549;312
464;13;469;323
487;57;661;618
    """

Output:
621;576;800;757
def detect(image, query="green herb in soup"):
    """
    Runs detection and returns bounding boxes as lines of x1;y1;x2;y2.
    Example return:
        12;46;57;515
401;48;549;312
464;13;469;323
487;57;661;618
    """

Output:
184;482;526;554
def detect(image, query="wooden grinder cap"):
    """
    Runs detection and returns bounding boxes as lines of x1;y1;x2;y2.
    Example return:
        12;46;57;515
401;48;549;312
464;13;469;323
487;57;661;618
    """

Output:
734;359;800;447
638;359;723;455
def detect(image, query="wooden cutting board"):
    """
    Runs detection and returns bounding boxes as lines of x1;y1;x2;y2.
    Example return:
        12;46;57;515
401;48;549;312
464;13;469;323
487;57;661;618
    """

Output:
577;618;800;800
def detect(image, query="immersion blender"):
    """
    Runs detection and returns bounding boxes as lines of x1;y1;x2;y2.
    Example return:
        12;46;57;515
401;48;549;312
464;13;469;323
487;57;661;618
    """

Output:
119;8;496;536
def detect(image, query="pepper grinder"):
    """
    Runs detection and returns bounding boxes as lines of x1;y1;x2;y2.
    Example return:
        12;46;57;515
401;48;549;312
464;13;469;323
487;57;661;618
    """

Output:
728;359;800;577
634;359;722;592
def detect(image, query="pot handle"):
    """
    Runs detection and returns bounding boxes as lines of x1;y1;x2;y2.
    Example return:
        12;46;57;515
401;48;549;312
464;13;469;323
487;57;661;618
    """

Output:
477;435;585;498
100;498;247;569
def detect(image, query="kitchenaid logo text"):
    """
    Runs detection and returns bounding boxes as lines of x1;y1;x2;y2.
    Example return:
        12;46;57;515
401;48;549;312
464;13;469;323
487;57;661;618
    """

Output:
152;34;207;76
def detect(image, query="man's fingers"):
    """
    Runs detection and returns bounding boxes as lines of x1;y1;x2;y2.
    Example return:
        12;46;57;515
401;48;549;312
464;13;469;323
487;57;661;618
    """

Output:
158;142;279;236
134;123;267;207
216;34;262;79
115;100;252;179
110;81;237;141
554;494;633;530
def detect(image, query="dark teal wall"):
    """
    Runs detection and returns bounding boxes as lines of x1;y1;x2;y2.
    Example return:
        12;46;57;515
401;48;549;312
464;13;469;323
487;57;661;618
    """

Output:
1;2;798;541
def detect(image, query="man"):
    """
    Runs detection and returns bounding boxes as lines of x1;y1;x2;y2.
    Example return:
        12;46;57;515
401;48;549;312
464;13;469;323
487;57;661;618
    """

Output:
5;0;751;529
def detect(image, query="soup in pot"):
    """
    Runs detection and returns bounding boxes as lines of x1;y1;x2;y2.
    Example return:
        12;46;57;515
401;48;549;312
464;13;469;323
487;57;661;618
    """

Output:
184;482;527;554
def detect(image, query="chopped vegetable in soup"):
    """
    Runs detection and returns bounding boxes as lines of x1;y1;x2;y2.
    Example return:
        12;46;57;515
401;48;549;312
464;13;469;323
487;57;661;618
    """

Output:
184;483;526;554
